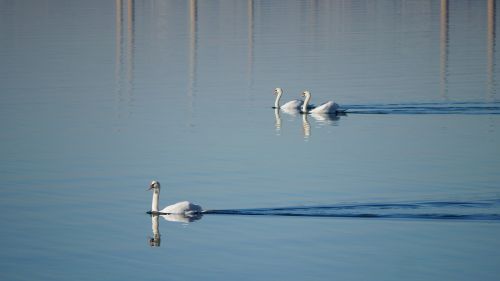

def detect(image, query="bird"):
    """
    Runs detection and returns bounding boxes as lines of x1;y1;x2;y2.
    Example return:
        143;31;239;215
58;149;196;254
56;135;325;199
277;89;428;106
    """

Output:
273;87;305;110
301;91;345;114
147;181;203;215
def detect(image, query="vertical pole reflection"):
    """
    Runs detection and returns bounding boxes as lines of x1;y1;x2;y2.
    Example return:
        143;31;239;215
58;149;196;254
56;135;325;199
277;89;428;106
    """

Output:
187;0;198;127
487;0;496;99
247;0;254;90
115;0;123;100
440;0;449;99
114;0;135;129
115;0;124;129
126;0;135;103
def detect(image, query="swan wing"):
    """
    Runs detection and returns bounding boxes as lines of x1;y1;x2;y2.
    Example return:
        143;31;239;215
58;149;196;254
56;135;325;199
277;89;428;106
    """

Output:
160;201;203;214
281;107;301;115
310;101;339;114
280;99;303;110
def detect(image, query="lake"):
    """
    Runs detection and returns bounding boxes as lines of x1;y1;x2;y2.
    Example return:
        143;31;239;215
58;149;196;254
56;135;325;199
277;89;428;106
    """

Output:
1;0;500;280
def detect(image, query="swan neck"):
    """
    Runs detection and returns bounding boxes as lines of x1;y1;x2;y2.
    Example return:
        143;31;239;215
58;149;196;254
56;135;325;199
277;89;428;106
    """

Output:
302;114;310;138
151;188;160;212
302;94;311;113
274;108;281;132
274;92;282;108
152;215;160;236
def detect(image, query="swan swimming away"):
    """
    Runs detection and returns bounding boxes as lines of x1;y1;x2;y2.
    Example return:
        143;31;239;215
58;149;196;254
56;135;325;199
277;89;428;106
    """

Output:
147;181;203;215
301;91;344;114
273;88;305;110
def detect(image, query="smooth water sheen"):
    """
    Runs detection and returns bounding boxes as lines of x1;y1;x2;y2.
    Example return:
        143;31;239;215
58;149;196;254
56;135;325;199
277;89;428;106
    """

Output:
1;0;500;280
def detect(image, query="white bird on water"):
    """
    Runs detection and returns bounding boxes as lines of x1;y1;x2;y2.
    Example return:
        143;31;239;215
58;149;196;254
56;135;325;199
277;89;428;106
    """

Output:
147;181;203;215
301;91;344;114
273;87;304;110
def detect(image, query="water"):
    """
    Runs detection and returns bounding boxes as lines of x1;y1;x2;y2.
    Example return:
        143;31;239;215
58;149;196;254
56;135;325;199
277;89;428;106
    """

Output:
1;0;500;280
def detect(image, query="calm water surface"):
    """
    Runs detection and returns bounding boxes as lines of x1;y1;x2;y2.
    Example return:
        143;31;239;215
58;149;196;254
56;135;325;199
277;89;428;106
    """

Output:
1;0;500;280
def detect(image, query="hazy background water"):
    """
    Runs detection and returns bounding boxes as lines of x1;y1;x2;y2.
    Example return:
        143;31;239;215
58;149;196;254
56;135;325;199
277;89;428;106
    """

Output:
1;0;500;280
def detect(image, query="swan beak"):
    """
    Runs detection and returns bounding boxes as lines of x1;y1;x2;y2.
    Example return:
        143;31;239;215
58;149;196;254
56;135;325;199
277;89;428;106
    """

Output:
146;186;153;191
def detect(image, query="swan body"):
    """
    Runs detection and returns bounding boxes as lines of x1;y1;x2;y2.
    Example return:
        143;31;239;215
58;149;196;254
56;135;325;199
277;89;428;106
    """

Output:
160;201;202;215
161;213;203;223
301;91;343;114
148;181;203;215
273;88;305;110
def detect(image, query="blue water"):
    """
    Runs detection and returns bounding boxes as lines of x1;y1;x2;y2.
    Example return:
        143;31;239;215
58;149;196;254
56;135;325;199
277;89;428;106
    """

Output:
1;0;500;280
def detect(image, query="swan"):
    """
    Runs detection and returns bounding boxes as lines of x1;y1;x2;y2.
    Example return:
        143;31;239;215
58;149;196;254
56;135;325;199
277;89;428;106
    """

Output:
310;112;341;123
147;181;203;215
301;91;344;114
149;214;161;247
273;88;305;110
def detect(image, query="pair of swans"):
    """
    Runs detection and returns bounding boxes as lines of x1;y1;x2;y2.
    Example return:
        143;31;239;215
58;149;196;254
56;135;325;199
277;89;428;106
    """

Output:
147;181;203;219
273;87;345;114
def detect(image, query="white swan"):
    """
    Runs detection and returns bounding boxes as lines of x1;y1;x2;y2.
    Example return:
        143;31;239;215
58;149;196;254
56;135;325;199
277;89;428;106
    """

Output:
301;91;344;114
148;181;203;215
273;88;304;110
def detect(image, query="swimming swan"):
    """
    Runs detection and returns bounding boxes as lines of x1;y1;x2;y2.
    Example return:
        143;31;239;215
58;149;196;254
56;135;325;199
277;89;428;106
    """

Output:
147;181;203;215
301;91;344;114
273;88;304;110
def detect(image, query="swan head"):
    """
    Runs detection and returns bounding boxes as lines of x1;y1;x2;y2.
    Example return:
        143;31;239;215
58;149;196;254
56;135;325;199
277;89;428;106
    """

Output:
301;91;311;98
148;180;160;190
274;88;283;95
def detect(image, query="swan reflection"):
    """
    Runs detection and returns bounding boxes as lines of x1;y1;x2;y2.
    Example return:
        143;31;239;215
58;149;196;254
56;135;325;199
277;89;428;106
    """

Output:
161;213;203;223
302;113;311;138
273;108;345;138
274;107;302;134
147;212;203;247
310;112;342;125
148;214;161;247
274;108;281;133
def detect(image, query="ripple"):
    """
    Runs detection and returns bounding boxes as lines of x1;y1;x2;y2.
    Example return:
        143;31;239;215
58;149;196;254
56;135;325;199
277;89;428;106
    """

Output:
204;199;500;221
344;102;500;115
